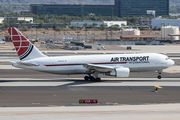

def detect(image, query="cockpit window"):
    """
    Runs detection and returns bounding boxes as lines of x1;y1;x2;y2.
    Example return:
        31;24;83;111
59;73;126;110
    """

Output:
165;57;171;60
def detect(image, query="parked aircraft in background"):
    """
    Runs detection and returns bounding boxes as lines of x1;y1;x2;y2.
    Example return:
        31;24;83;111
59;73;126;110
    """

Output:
8;27;174;82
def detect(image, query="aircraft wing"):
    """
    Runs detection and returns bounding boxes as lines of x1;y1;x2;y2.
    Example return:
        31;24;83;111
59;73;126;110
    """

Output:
82;63;114;73
7;60;39;66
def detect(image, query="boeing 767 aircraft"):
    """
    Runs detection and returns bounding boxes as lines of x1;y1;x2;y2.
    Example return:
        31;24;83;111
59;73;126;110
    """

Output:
8;27;174;82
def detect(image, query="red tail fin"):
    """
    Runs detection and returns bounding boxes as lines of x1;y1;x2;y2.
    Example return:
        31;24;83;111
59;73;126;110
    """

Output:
8;27;46;60
8;27;32;58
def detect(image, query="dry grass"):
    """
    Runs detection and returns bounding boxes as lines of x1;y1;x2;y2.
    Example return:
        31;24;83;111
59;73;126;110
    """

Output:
3;28;179;36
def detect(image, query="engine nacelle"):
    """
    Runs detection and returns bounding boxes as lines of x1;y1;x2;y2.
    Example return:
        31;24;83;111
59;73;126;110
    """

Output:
106;68;130;78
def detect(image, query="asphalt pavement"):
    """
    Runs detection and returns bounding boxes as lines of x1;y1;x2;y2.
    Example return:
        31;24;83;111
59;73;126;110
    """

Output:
1;46;180;119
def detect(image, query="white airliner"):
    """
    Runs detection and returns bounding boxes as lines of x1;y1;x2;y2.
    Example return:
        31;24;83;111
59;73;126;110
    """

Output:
8;27;174;82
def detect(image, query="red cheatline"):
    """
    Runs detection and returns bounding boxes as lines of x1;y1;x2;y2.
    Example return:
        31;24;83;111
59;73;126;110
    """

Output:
44;62;128;66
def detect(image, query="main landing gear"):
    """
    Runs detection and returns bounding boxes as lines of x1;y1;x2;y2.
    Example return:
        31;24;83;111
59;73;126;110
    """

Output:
84;76;101;82
84;72;101;82
157;70;162;79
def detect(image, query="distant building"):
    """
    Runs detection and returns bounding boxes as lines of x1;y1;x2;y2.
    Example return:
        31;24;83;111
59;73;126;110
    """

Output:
152;19;180;29
30;0;169;17
20;10;31;16
0;17;33;24
115;0;169;17
13;23;66;28
139;17;152;25
30;4;115;16
13;10;31;16
13;10;21;14
169;13;180;17
70;21;127;27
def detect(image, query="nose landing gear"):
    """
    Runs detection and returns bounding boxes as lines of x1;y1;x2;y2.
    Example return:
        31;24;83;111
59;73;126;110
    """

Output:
157;75;161;79
157;71;162;79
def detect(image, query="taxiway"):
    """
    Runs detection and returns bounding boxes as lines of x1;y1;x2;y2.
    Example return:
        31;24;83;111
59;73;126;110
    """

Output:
0;49;180;119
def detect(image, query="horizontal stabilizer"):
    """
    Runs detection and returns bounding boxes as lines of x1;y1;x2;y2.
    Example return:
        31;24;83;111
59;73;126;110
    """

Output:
7;60;39;66
7;60;18;63
17;61;39;66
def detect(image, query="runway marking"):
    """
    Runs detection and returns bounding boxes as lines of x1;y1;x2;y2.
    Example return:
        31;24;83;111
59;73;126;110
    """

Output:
0;77;180;81
32;103;40;105
1;78;180;86
48;105;59;107
0;107;180;116
0;103;180;117
154;85;163;89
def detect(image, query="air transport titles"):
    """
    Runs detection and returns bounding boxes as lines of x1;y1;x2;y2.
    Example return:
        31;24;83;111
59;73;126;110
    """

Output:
110;56;150;64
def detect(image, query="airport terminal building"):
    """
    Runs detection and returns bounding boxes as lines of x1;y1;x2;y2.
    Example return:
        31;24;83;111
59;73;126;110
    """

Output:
30;0;169;17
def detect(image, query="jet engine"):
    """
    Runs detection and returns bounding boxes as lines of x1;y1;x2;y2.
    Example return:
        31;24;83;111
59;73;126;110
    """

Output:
106;67;130;77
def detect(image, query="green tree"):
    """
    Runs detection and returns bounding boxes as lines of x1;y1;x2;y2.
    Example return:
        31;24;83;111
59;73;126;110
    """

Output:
121;24;126;27
55;26;61;31
100;23;108;30
21;26;28;31
39;20;44;28
83;23;88;28
92;23;97;27
71;24;77;29
110;24;119;30
3;22;10;28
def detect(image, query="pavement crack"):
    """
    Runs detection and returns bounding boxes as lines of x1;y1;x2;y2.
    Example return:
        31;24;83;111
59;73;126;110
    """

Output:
0;87;5;91
127;85;133;91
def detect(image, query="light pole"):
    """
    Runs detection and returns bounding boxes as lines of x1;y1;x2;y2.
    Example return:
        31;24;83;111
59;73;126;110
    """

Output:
54;22;55;41
31;24;39;40
94;26;95;41
161;23;165;40
110;23;113;40
36;26;37;40
77;23;78;41
106;27;108;41
85;29;87;42
31;27;32;39
54;11;57;41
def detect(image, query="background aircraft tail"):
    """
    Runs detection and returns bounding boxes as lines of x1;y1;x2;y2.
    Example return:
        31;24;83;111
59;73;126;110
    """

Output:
8;27;46;61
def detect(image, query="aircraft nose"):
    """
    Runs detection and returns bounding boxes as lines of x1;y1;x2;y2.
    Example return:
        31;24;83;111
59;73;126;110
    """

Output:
169;60;175;66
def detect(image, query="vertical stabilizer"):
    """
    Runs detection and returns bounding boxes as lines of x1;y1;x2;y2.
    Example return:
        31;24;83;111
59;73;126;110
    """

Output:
8;27;46;61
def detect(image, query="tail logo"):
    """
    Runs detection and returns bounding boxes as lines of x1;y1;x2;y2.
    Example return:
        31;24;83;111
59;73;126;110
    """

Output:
8;27;33;60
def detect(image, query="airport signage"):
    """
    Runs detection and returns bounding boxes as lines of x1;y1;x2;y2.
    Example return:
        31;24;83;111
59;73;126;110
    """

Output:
79;99;98;104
